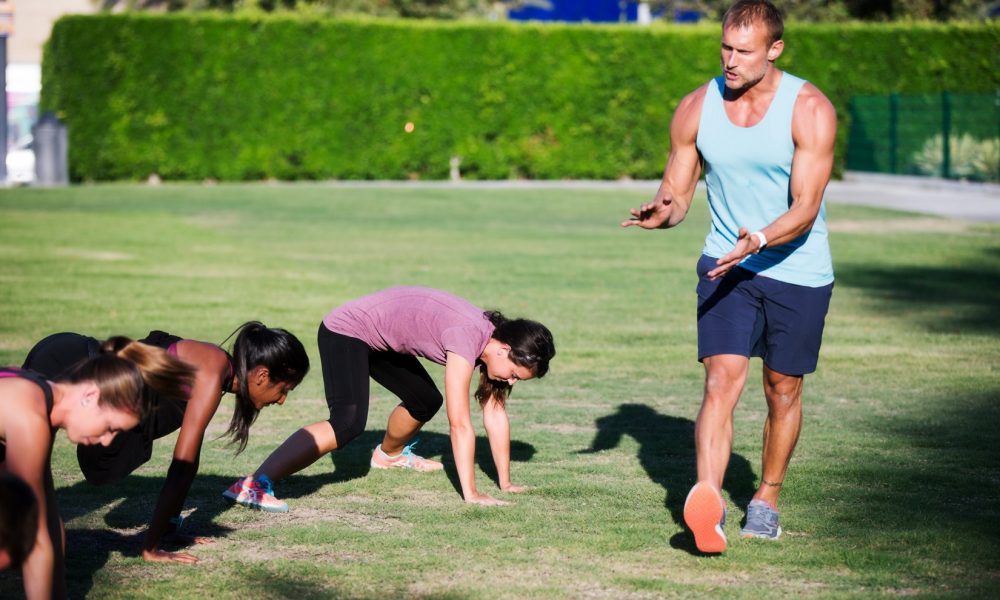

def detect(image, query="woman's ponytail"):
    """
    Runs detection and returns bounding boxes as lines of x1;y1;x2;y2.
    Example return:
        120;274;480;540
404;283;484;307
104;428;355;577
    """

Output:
64;337;195;419
103;336;195;406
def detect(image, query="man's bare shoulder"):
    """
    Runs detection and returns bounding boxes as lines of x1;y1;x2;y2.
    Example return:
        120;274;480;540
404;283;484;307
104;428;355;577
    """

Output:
676;82;711;118
795;82;837;122
670;82;712;142
792;82;837;151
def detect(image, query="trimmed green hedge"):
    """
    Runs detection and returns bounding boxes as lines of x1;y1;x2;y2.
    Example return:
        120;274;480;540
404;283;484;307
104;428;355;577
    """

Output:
41;15;999;181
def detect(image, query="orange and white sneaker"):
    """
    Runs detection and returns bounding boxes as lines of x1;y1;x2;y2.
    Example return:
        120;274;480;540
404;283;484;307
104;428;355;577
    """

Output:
370;440;443;472
683;481;727;553
222;474;289;513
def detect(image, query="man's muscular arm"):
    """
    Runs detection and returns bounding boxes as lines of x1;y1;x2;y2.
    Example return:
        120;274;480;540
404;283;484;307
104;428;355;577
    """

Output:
623;85;706;230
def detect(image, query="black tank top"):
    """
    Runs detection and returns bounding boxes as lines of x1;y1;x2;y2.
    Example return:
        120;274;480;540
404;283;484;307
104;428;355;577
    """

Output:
21;332;100;380
24;330;234;395
0;367;55;463
140;330;235;394
137;330;235;439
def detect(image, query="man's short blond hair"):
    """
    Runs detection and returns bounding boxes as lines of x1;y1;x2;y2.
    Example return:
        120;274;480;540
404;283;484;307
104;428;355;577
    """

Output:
723;0;785;45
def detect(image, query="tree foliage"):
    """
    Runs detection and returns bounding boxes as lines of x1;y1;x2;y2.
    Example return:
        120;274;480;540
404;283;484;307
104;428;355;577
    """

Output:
44;14;999;181
94;0;998;21
651;0;997;21
95;0;510;19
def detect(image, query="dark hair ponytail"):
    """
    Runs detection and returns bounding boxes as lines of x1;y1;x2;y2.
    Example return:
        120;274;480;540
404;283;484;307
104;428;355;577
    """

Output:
474;311;555;408
223;321;310;454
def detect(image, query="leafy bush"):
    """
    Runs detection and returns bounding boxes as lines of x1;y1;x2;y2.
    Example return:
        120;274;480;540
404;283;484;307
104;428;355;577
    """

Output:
99;0;1000;21
41;15;1000;181
912;134;1000;182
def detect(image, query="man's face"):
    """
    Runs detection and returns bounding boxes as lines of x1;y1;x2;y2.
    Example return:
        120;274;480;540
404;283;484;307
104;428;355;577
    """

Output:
720;22;782;91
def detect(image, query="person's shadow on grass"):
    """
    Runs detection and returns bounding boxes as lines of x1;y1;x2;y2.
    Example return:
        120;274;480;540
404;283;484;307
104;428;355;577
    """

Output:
579;403;756;555
50;435;414;600
24;429;535;598
49;472;323;598
278;428;536;501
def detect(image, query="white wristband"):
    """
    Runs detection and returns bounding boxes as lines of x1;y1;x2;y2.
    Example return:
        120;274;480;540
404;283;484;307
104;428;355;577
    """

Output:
751;230;768;253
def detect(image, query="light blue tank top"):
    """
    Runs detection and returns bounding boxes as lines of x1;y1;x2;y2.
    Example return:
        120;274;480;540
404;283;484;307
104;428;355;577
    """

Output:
696;73;834;287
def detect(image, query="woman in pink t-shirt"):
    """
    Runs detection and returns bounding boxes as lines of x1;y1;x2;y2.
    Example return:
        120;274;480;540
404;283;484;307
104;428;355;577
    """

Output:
225;287;555;510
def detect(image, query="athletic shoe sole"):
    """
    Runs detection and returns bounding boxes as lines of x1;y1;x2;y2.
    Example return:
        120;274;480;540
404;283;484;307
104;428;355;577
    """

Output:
741;527;783;540
369;459;443;472
683;482;727;553
230;494;289;513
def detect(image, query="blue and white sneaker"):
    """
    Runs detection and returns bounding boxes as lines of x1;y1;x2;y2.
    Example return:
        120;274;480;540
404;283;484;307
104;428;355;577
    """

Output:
223;474;289;513
741;499;781;540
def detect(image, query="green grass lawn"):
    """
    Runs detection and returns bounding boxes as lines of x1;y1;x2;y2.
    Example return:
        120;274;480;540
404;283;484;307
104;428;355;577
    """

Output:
1;184;998;598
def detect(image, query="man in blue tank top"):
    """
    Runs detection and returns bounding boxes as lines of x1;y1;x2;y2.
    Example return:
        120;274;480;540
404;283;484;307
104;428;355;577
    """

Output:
623;0;837;554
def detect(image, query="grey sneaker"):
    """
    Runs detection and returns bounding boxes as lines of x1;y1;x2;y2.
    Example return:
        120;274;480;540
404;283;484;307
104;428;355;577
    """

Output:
741;499;781;540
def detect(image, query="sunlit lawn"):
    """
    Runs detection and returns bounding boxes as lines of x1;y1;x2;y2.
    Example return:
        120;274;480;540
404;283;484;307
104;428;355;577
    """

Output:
1;183;998;598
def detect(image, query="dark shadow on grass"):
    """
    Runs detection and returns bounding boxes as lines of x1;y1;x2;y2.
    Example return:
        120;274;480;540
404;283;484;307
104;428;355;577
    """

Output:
17;427;532;599
277;429;535;502
238;564;357;600
31;472;348;598
804;388;1000;594
276;429;385;499
827;388;1000;554
835;259;1000;334
58;513;355;600
580;403;756;556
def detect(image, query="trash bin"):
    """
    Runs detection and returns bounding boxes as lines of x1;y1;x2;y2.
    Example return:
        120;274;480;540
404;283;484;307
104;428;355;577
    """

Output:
32;112;68;186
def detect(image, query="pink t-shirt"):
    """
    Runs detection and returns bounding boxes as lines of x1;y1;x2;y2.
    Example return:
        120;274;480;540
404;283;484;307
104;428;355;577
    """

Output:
322;287;495;367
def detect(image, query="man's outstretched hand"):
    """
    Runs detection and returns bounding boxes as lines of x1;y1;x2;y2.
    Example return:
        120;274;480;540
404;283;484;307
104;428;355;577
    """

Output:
622;194;675;230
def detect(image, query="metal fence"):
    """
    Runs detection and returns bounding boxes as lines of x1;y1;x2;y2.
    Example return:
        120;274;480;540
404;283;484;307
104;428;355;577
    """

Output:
846;92;1000;182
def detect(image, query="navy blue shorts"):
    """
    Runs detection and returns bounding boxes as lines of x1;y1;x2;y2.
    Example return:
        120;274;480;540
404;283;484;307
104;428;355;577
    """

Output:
696;255;833;376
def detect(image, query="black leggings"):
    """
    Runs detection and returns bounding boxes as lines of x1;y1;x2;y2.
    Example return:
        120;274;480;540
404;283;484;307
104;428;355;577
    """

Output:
317;324;443;447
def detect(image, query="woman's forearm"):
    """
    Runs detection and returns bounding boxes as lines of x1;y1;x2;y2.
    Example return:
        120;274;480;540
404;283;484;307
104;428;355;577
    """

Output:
143;457;199;552
449;422;478;499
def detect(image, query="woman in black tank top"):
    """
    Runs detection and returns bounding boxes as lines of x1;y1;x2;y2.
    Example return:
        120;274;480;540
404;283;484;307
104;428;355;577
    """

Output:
0;345;192;600
21;322;310;565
